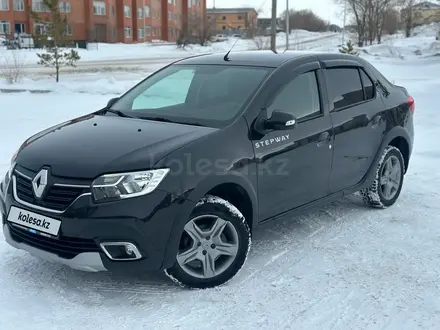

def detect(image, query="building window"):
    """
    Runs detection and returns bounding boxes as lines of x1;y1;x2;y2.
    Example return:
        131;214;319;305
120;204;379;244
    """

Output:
59;1;71;13
32;0;50;12
112;6;115;16
65;24;72;35
222;16;226;20
168;0;172;3
0;20;10;34
145;25;151;36
168;27;172;38
124;5;130;17
238;15;242;19
168;10;172;20
137;7;143;18
144;5;150;17
0;0;8;10
93;1;106;15
124;26;131;38
138;28;144;38
13;0;24;11
34;23;48;35
188;0;191;8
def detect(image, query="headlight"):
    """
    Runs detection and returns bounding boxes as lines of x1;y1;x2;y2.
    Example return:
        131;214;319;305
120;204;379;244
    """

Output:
7;150;18;180
92;169;170;202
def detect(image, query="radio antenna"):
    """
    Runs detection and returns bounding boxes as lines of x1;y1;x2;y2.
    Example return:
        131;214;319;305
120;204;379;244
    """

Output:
224;37;241;61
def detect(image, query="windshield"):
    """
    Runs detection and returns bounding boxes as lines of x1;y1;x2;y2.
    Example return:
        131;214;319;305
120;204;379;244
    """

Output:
109;64;273;128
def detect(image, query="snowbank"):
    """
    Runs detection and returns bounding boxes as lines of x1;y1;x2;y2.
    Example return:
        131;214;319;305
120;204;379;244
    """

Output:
0;31;338;65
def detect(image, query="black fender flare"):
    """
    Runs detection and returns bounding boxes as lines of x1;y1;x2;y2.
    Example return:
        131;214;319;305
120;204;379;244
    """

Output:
161;173;259;269
363;126;411;186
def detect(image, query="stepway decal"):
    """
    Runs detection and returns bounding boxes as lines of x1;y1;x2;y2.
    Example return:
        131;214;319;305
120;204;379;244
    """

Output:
255;134;290;149
17;211;50;230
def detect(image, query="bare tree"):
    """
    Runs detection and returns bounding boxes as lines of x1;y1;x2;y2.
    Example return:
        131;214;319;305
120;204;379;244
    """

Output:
185;13;215;46
280;9;328;32
400;0;419;37
253;35;270;49
382;7;400;35
335;0;394;46
0;50;25;84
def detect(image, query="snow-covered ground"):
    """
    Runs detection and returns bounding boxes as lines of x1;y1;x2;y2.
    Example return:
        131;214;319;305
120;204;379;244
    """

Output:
0;30;339;66
1;26;440;329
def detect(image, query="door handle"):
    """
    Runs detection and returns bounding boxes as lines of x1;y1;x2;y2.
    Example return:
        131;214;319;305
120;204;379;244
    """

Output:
317;131;330;147
372;116;381;128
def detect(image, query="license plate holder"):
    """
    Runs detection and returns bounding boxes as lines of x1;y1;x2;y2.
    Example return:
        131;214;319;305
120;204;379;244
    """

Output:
7;206;61;236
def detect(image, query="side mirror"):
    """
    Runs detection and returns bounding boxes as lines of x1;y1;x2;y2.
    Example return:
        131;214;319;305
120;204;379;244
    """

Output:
264;110;296;130
107;97;119;108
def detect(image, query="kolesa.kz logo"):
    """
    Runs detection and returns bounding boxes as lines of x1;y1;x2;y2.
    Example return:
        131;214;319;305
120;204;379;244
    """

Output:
17;211;50;230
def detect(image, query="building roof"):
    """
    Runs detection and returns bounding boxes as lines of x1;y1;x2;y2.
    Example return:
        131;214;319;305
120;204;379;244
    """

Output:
413;1;440;9
206;7;257;14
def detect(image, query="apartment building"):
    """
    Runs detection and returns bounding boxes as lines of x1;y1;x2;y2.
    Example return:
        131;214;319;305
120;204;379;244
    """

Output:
0;0;205;43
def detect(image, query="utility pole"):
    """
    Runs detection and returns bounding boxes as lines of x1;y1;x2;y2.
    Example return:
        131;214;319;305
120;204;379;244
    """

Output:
285;0;289;50
271;0;277;51
341;0;347;45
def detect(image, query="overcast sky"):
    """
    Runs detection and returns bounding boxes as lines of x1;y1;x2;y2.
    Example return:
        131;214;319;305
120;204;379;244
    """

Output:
206;0;346;26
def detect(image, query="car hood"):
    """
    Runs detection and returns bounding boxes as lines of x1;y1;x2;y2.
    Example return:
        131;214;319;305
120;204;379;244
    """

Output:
16;113;217;179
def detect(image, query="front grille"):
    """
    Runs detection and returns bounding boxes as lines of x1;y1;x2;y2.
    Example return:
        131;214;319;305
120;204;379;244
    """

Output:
15;174;89;211
8;223;100;259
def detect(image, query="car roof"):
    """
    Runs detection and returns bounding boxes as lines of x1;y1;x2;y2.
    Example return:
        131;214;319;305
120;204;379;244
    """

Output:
174;50;361;68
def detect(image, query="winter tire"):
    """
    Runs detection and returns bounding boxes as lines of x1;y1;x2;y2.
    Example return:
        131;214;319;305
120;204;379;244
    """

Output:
361;146;405;208
165;195;251;289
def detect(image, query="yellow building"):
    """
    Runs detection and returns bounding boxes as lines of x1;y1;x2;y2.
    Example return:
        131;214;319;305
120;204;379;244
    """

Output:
411;2;440;25
206;8;258;35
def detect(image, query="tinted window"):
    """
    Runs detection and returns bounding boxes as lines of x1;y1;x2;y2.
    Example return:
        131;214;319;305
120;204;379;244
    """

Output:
268;71;321;120
360;69;374;100
326;68;363;111
111;65;273;128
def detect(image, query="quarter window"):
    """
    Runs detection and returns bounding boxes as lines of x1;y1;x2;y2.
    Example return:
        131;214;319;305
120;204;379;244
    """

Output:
360;69;375;100
326;68;364;111
268;71;321;120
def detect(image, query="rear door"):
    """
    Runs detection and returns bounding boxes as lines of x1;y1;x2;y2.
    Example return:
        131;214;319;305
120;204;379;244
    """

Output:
323;62;386;193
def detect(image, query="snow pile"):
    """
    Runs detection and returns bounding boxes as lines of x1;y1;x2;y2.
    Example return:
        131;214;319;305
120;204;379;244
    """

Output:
0;72;147;95
412;22;440;38
361;44;404;59
0;31;340;65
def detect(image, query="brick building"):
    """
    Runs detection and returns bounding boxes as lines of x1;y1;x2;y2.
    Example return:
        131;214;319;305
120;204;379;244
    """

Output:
0;0;205;43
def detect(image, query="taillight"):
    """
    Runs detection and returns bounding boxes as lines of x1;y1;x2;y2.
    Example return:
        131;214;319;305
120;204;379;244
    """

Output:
407;96;415;114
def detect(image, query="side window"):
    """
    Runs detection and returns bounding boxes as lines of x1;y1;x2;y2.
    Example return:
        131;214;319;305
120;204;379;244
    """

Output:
326;68;364;111
360;69;375;100
132;69;195;109
268;71;321;120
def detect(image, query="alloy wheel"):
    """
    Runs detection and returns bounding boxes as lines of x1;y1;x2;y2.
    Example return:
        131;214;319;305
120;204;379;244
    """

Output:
176;215;239;279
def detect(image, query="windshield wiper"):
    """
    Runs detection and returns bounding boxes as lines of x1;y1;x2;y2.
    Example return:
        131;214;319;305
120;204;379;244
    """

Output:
139;116;205;127
105;109;136;118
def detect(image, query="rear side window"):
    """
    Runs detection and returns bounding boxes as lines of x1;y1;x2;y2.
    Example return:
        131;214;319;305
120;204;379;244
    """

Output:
326;68;364;111
360;69;374;100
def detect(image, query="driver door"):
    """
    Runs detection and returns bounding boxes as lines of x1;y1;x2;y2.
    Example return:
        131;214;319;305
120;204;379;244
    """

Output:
253;63;334;220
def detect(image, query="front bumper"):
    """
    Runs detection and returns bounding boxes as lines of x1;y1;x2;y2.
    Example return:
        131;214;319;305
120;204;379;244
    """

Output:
3;224;106;272
1;170;195;273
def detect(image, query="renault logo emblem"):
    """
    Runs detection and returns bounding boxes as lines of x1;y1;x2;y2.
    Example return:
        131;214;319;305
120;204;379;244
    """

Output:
32;169;48;199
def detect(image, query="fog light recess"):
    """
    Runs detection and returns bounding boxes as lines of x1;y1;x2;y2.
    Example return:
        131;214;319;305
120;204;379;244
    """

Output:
100;242;142;261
